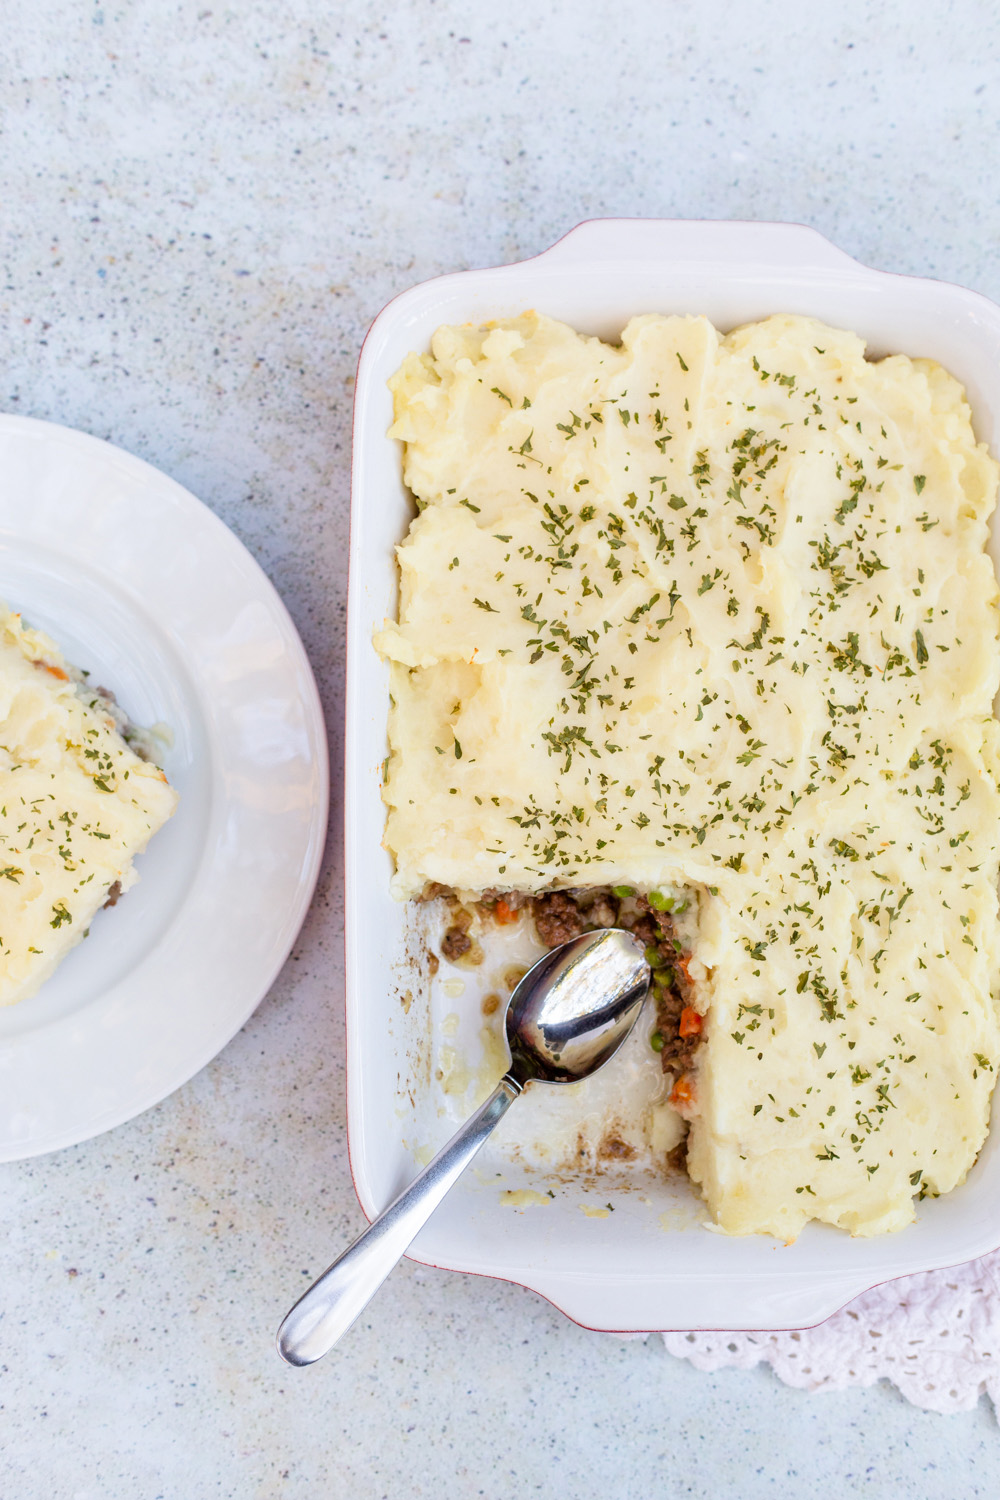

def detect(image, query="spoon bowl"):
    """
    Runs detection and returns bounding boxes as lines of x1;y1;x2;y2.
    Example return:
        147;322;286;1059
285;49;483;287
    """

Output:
507;928;651;1084
277;926;651;1366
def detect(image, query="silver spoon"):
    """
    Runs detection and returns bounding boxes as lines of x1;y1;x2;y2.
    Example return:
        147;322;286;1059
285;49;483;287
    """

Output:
276;926;650;1366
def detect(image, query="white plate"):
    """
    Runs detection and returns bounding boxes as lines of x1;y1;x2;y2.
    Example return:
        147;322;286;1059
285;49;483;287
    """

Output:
0;415;328;1160
348;219;1000;1332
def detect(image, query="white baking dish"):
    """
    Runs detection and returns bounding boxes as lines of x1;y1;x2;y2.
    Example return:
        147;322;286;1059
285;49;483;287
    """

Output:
346;219;1000;1331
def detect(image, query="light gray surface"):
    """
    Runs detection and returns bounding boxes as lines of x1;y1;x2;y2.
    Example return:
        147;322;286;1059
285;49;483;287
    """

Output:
3;1;1000;1495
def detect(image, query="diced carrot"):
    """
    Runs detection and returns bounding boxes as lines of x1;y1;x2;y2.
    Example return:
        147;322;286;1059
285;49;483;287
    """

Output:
678;1006;703;1038
670;1072;696;1107
43;664;69;681
494;898;519;925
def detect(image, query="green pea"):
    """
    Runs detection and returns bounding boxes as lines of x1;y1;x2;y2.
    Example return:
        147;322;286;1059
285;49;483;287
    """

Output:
644;944;669;968
650;1030;665;1052
647;890;674;912
612;885;636;898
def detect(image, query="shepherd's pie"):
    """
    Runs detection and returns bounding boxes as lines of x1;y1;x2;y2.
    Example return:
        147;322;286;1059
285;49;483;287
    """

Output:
0;607;178;1007
376;311;1000;1239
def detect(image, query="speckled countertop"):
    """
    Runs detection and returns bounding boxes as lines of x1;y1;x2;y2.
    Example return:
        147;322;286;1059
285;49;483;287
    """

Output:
4;2;1000;1495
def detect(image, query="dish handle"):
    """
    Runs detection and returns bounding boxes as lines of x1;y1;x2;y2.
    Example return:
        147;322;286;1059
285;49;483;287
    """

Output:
519;1266;896;1335
532;217;862;274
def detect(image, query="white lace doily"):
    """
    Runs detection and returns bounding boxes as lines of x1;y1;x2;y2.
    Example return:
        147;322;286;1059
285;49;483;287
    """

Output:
657;1249;1000;1413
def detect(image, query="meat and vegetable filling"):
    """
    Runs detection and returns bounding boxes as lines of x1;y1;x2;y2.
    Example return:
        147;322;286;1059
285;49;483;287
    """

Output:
425;884;703;1126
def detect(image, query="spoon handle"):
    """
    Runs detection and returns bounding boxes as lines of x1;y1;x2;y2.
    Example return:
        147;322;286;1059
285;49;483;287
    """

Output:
276;1075;522;1365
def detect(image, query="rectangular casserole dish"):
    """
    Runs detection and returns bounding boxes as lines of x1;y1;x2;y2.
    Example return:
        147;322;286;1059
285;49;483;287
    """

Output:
346;218;1000;1330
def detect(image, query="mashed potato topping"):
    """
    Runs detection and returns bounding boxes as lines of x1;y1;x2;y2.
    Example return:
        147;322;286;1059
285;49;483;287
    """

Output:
0;607;178;1007
377;311;1000;1239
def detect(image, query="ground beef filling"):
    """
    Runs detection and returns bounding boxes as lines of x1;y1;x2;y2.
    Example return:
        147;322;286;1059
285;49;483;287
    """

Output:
440;904;473;961
423;883;704;1083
